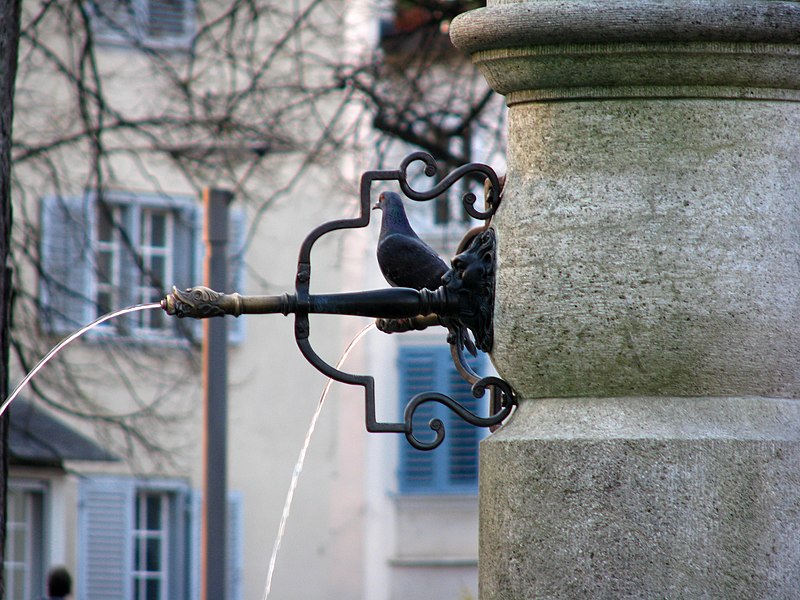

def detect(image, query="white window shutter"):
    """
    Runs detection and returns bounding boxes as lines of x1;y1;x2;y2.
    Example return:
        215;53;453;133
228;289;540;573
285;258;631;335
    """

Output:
39;195;96;334
186;490;245;600
227;207;246;345
78;477;135;600
87;0;139;44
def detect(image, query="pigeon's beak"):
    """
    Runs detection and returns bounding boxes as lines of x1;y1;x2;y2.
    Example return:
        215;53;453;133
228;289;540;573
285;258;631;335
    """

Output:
372;200;381;210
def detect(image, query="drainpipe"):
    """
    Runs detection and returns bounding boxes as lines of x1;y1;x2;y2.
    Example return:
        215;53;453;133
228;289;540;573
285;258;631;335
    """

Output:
451;2;800;596
202;188;232;600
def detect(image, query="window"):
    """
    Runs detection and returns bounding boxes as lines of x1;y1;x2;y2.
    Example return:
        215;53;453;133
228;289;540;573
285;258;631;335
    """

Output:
96;204;176;333
87;0;196;50
78;477;243;600
3;483;46;600
39;191;245;342
132;492;170;600
397;345;487;494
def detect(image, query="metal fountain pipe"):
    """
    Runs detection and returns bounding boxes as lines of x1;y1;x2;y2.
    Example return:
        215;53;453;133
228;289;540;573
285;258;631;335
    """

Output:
161;285;457;320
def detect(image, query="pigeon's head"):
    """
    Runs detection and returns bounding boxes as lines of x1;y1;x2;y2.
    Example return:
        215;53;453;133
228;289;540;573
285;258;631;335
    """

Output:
373;191;414;234
372;191;399;212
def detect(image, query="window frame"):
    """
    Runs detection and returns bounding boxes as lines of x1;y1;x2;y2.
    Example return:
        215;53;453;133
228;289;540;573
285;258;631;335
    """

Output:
87;0;197;51
39;190;246;345
78;476;243;600
3;481;47;600
132;490;172;600
92;197;183;337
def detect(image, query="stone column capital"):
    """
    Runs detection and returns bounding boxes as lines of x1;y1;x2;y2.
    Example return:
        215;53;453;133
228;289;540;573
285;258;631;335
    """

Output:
450;0;800;102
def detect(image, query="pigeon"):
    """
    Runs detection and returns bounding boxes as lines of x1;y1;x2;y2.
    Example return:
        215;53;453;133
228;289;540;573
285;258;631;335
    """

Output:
373;191;477;356
374;191;448;289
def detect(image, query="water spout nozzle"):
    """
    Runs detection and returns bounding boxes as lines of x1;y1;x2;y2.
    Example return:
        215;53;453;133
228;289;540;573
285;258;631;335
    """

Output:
162;286;300;318
161;286;244;319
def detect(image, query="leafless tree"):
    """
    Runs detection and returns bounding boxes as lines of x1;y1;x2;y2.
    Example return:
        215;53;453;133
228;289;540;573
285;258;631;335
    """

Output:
8;0;505;466
2;0;23;592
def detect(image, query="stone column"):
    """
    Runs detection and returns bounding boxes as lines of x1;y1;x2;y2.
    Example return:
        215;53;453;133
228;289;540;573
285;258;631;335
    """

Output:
451;2;800;597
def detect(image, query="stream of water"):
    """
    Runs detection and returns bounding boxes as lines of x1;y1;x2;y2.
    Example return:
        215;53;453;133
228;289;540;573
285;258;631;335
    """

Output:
262;322;376;600
2;301;376;600
0;302;162;417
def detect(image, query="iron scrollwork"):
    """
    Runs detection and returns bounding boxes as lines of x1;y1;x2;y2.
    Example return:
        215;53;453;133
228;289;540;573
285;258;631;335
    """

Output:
404;375;516;451
162;152;517;450
294;152;516;451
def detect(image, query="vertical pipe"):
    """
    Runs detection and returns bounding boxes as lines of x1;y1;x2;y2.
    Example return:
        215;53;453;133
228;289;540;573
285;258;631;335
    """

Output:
202;188;232;600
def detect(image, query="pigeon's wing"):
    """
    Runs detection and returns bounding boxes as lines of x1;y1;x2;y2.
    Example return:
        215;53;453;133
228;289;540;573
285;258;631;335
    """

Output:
377;232;448;290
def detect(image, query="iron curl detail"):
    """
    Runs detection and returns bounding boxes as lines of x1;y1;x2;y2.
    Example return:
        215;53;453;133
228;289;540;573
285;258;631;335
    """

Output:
402;377;517;451
396;151;502;220
160;152;515;451
278;152;513;451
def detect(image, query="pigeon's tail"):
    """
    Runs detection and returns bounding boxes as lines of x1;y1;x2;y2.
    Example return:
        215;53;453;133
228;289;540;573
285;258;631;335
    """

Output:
461;327;478;358
444;319;478;358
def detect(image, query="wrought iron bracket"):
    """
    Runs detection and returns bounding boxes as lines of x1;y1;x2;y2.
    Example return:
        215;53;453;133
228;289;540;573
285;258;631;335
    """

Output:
162;152;517;450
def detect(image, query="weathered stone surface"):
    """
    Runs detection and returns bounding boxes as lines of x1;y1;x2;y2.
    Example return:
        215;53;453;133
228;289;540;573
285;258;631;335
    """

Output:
450;0;800;103
492;99;800;399
450;0;800;598
451;0;800;51
480;397;800;598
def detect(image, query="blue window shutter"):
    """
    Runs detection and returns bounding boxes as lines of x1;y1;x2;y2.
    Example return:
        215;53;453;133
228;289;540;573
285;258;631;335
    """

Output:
189;204;246;344
39;195;96;334
78;476;135;600
89;0;195;50
116;200;140;311
397;346;486;494
87;0;138;44
144;0;196;49
171;203;202;342
398;347;441;492
184;206;205;342
446;355;484;486
166;484;190;600
172;204;200;291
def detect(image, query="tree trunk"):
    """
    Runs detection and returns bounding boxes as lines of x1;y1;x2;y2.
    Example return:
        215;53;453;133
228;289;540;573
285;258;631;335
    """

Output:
0;0;22;596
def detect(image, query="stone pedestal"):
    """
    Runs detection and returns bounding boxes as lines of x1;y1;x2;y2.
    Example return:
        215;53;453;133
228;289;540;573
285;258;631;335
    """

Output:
451;1;800;597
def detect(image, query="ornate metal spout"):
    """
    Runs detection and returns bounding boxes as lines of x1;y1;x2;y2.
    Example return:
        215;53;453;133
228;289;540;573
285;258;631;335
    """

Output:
162;152;516;450
163;228;497;352
163;284;452;321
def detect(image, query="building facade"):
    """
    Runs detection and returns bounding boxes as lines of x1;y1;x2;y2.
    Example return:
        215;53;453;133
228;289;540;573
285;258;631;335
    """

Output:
6;0;503;598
